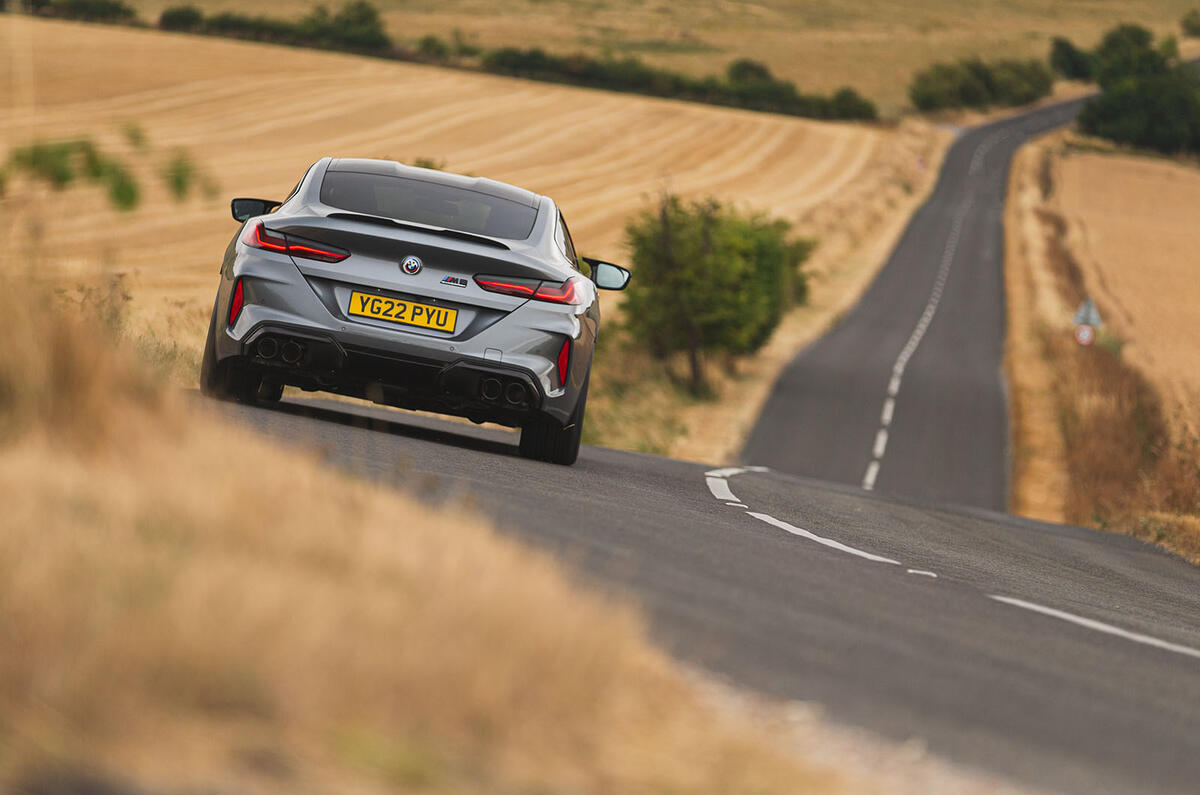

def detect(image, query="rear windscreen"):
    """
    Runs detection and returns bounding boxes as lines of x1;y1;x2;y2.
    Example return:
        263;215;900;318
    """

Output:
320;171;538;240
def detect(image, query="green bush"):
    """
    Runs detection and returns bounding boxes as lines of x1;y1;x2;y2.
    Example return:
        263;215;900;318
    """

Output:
6;138;140;211
418;34;451;61
1184;9;1200;37
909;57;1052;111
1050;36;1094;80
622;195;811;392
39;0;136;22
1079;67;1200;153
481;49;876;121
1093;23;1168;89
201;1;391;53
1078;23;1200;154
159;4;204;32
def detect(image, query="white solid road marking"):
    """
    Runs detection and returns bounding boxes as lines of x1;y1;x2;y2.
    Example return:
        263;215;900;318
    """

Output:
706;476;738;502
748;512;901;565
990;596;1200;662
706;466;747;478
907;569;938;578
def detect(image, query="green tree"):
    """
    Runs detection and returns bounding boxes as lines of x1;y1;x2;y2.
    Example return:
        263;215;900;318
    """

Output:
1050;37;1094;80
622;195;809;392
1184;9;1200;37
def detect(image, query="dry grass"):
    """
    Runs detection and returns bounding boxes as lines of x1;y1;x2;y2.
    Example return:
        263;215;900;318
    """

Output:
1;15;946;461
0;265;845;792
1005;137;1200;563
126;0;1200;115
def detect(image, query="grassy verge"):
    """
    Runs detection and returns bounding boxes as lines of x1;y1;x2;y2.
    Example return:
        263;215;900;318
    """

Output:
1005;139;1200;562
0;270;841;791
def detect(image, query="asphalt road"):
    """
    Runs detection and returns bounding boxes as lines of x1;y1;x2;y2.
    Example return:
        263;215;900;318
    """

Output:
218;96;1200;794
743;99;1087;511
228;397;1200;795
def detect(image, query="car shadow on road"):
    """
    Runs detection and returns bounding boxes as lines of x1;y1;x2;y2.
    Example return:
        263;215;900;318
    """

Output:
260;396;523;459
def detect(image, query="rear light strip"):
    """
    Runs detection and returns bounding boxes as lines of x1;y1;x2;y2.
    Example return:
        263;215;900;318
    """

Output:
243;221;349;263
474;274;584;305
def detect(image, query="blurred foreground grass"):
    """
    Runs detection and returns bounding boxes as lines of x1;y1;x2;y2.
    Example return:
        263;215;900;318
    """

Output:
0;270;839;792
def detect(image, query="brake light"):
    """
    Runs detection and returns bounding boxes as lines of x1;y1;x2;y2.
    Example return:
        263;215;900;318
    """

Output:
534;278;582;305
556;337;571;388
474;275;583;305
473;276;538;298
243;221;348;263
228;278;245;326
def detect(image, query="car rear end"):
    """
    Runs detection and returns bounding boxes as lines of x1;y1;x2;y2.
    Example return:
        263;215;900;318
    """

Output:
208;158;596;427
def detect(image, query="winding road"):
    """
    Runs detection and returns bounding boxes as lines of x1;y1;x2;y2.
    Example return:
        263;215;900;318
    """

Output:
223;98;1200;794
744;99;1087;510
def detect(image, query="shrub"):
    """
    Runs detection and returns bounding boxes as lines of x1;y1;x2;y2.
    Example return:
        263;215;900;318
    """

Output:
418;34;451;61
159;4;204;32
1050;36;1094;80
1093;23;1167;88
6;138;140;211
1184;9;1200;37
297;0;391;52
39;0;136;22
161;149;197;201
1079;67;1200;153
622;195;811;392
909;57;1052;111
481;49;876;121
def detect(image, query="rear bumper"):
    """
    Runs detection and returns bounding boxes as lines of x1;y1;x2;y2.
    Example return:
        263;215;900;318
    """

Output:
227;321;556;427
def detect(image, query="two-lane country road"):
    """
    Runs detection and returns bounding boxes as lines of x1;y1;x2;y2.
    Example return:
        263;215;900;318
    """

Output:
743;99;1087;510
215;97;1200;793
227;398;1200;795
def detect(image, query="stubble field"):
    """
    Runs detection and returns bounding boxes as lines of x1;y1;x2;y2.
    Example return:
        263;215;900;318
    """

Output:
124;0;1200;115
1;14;944;457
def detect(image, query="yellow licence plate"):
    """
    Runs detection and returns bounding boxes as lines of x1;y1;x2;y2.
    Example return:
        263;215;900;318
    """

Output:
347;291;458;333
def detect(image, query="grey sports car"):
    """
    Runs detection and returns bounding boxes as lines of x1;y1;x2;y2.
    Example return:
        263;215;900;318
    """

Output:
200;157;630;465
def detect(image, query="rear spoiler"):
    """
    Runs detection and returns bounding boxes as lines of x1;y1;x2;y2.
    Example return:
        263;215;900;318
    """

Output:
326;212;511;251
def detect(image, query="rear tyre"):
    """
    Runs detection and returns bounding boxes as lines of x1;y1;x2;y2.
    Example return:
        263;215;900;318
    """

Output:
199;302;261;404
519;375;587;465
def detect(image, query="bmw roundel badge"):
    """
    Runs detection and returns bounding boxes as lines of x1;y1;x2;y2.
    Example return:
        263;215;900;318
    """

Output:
401;255;423;275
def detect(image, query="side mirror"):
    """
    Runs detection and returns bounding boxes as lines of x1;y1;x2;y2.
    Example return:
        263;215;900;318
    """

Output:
583;258;631;291
231;197;281;222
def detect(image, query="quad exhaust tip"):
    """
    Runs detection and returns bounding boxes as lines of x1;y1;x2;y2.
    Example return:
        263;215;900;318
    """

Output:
256;337;279;360
504;382;527;405
480;378;503;401
281;340;304;365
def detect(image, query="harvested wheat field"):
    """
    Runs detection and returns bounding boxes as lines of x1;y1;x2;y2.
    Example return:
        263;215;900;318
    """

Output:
1054;149;1200;441
127;0;1200;115
1;15;944;456
1005;136;1200;562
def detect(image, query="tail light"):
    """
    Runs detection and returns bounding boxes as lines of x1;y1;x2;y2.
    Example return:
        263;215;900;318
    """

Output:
243;221;349;263
474;275;584;305
228;278;245;327
473;276;538;298
556;337;571;388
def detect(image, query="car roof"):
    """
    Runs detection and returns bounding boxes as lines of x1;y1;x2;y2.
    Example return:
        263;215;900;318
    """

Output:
326;158;541;209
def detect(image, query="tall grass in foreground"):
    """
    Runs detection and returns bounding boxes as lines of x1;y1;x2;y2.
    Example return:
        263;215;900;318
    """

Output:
0;272;836;792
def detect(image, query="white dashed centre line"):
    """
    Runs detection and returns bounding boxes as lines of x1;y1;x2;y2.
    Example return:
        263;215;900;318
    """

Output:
859;130;1010;493
747;512;901;565
705;476;738;502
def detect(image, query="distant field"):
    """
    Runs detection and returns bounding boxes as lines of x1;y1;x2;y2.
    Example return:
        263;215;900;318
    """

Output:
124;0;1200;114
1055;148;1200;441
